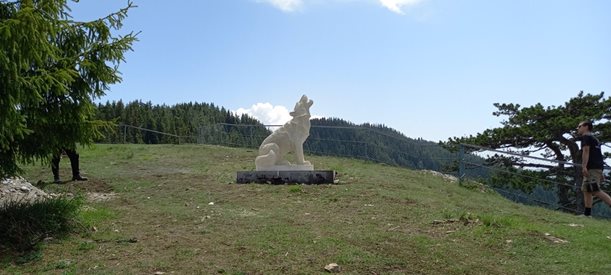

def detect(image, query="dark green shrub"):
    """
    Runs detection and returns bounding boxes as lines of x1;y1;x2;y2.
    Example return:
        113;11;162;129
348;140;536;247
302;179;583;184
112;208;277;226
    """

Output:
0;197;82;252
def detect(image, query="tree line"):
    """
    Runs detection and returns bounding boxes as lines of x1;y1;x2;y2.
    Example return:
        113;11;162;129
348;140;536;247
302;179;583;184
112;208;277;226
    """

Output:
94;100;482;174
95;100;269;145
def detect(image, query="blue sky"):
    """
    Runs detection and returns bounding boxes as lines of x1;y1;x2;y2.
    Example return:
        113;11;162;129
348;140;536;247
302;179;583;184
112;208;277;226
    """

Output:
71;0;611;142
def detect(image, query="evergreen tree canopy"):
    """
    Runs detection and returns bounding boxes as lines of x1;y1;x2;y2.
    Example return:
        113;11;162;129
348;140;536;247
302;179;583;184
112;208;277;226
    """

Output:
95;100;268;145
447;91;610;168
446;92;610;211
0;0;137;177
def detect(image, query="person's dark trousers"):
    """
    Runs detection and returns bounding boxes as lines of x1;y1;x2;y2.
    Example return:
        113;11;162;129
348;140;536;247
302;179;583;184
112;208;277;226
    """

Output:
52;149;87;183
51;152;62;183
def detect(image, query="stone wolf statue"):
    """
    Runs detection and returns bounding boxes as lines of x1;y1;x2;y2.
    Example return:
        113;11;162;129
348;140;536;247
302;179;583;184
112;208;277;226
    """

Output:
255;95;314;171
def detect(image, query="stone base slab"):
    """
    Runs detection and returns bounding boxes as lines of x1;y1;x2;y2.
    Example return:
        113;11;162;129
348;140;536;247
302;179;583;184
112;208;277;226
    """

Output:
256;164;314;171
237;170;336;185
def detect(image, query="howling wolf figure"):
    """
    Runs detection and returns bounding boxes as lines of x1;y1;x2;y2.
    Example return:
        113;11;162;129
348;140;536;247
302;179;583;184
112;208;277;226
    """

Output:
255;95;313;171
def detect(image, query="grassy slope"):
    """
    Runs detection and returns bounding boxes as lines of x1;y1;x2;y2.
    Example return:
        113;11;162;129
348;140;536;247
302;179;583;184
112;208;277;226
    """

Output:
3;144;611;274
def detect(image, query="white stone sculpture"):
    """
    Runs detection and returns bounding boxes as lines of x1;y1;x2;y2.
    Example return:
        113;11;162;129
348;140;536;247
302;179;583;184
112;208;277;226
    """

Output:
255;95;314;171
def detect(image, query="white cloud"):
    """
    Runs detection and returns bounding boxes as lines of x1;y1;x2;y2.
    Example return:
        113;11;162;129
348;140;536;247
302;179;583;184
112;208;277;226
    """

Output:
235;103;293;125
378;0;423;15
258;0;303;12
256;0;425;14
235;102;324;126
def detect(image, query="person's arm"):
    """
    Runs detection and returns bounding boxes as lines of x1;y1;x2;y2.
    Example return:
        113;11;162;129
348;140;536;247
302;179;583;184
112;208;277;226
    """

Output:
582;145;590;176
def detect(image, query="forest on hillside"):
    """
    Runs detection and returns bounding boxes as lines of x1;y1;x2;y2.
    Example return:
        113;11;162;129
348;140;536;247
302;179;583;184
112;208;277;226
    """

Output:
95;100;486;175
95;100;268;145
307;117;455;172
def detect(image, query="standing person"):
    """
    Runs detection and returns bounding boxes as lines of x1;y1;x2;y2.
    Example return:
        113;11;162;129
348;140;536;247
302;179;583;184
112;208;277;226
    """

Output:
51;148;88;183
577;121;611;216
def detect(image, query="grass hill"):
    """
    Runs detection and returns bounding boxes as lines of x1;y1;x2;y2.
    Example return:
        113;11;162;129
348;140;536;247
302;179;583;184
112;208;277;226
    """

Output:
2;144;610;274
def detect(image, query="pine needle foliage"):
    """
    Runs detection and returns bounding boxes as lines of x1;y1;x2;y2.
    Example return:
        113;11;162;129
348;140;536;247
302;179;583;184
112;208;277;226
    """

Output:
0;0;137;177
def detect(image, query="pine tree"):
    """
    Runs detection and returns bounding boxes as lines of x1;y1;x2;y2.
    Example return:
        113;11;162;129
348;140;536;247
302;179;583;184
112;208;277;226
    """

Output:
447;91;611;212
0;0;137;177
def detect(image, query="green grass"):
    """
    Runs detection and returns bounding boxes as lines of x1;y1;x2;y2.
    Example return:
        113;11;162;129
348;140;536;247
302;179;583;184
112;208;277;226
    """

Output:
2;143;610;274
0;196;82;253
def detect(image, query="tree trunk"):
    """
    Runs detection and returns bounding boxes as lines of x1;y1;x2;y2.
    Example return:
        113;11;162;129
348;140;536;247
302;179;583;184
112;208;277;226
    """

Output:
564;138;583;213
555;138;583;213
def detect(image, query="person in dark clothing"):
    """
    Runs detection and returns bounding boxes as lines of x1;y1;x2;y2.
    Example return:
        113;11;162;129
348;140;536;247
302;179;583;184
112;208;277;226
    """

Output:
51;148;88;183
576;121;611;216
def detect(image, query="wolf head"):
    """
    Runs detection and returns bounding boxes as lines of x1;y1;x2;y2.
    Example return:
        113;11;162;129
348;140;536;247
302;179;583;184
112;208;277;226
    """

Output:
289;95;313;118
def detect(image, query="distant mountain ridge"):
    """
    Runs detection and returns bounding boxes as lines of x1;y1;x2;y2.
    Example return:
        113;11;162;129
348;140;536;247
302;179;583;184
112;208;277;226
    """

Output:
307;117;454;172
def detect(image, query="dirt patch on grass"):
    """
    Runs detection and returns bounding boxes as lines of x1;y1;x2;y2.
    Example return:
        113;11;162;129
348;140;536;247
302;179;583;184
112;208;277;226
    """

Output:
32;179;117;203
51;179;114;193
86;192;118;202
64;180;117;202
426;215;482;237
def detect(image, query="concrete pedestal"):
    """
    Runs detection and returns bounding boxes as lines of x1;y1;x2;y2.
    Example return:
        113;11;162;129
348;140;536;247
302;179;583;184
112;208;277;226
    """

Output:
236;170;336;185
256;164;314;171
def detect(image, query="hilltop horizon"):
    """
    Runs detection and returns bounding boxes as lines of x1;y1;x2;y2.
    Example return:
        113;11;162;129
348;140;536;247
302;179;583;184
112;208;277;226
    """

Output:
96;98;451;143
